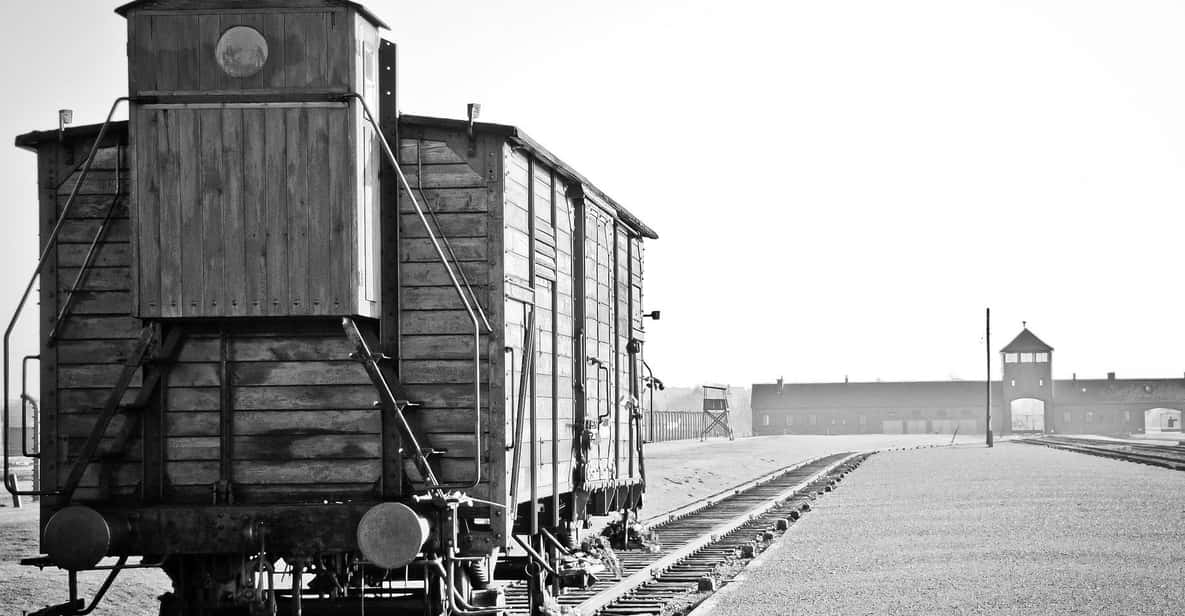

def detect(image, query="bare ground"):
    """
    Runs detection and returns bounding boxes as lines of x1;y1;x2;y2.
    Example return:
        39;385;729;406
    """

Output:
1;434;958;614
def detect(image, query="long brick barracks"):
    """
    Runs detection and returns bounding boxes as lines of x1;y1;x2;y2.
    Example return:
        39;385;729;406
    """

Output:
751;327;1185;436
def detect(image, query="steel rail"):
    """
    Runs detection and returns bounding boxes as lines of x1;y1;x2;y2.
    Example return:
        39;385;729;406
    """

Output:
576;452;863;616
1018;437;1185;470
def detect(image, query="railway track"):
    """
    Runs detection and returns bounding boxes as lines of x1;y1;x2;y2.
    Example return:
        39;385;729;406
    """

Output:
1018;435;1185;470
504;451;871;615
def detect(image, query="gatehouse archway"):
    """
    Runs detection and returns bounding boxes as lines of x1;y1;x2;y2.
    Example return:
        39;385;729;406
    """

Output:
1010;398;1046;433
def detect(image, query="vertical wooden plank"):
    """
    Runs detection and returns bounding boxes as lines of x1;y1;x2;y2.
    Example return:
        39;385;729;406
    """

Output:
264;110;288;315
286;107;310;315
198;14;223;92
235;13;268;93
198;110;225;316
152;15;181;93
177;14;200;93
265;12;287;90
307;13;329;88
223;107;247;316
136;111;160;316
307;108;332;314
243;108;267;316
327;107;348;314
38;141;62;513
327;8;352;90
175;109;199;317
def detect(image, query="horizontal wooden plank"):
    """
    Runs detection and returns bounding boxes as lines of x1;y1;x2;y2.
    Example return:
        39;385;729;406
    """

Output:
233;459;380;484
400;359;489;385
58;291;132;315
166;436;219;461
402;164;485;189
401;213;488;239
231;337;356;361
400;310;484;336
216;483;377;503
56;195;128;219
168;388;221;411
58;411;137;438
234;410;381;435
401;286;493;310
57;242;131;267
167;460;220;486
399;187;490;213
169;363;221;387
56;171;130;196
413;407;495;433
167;412;220;436
401;335;479;360
402;238;486;262
401;262;488;288
233;434;381;460
399;139;468;165
421;432;486;458
232;361;371;386
400;384;487;409
59;364;143;389
56;219;131;244
57;339;138;364
59;388;140;410
56;267;131;291
233;385;379;410
74;461;141;489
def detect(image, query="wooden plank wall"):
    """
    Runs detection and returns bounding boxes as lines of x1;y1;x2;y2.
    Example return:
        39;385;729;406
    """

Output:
582;203;618;484
128;9;353;95
134;104;366;319
49;144;144;503
163;325;381;503
397;135;495;501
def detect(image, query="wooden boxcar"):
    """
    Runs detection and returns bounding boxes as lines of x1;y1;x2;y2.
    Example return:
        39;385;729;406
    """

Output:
5;1;657;615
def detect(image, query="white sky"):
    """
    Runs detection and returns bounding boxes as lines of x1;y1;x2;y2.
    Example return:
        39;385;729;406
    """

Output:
2;1;1185;388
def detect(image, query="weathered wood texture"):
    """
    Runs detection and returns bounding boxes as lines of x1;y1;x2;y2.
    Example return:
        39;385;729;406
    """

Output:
127;8;355;95
133;104;378;318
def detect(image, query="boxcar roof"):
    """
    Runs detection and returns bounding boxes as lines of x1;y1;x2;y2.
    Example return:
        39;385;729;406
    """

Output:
402;114;659;240
14;121;129;151
114;0;389;29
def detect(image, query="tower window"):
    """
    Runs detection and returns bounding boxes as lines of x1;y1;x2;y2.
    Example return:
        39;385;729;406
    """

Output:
1039;378;1044;387
762;415;770;426
1004;353;1018;363
1020;352;1034;363
1010;379;1016;387
1035;352;1049;363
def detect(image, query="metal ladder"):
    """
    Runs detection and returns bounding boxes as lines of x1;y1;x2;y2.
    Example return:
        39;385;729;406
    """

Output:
3;98;130;498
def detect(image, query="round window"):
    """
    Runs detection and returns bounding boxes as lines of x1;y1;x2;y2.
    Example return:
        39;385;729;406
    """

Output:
215;26;268;78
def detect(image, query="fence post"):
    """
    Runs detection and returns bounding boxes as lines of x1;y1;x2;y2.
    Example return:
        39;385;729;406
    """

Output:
7;473;21;508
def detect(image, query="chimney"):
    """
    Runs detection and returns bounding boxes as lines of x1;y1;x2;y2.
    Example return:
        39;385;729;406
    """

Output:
776;377;783;395
1072;373;1076;383
844;375;849;384
1107;372;1116;381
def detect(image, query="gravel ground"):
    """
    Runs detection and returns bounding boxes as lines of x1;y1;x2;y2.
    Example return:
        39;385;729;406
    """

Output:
0;434;958;614
642;434;973;515
695;442;1185;616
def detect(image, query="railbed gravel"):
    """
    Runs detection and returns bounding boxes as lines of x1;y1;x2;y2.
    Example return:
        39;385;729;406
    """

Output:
697;442;1185;615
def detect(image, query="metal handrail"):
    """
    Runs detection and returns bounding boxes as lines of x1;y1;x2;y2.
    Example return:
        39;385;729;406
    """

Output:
345;93;490;491
21;355;40;458
4;97;129;497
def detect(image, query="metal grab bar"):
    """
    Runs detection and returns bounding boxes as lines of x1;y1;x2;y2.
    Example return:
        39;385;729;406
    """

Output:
507;309;536;516
21;355;40;458
3;97;129;497
345;92;490;491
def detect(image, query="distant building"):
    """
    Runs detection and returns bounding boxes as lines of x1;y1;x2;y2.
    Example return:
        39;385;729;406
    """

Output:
752;327;1185;436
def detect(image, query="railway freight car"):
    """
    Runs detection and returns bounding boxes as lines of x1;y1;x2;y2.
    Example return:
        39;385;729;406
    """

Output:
3;1;657;614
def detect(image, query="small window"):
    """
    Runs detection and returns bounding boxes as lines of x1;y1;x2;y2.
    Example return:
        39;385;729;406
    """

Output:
1020;352;1034;363
1004;353;1018;363
1035;352;1049;363
215;26;269;78
1010;379;1016;387
1144;385;1153;393
762;415;770;426
1039;378;1044;387
1085;411;1094;424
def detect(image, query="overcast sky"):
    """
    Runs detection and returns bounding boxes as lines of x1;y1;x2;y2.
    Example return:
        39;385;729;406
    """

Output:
2;1;1185;388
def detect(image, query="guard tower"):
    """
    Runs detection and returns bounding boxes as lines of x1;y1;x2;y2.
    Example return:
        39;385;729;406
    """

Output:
700;384;734;441
1000;325;1054;434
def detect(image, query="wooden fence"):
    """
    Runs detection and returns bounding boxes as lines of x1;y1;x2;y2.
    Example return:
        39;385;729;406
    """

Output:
643;410;733;443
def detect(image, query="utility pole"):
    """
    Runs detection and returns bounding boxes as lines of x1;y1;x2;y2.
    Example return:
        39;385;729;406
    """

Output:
986;307;993;447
